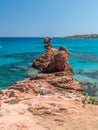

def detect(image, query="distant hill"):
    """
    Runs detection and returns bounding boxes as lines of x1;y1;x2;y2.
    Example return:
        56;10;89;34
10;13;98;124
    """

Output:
65;34;98;38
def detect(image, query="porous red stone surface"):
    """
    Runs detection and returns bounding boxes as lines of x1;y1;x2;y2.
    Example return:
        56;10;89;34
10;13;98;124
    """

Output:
33;46;72;73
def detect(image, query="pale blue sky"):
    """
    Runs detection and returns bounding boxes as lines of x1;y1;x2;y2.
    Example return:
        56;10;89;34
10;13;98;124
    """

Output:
0;0;98;37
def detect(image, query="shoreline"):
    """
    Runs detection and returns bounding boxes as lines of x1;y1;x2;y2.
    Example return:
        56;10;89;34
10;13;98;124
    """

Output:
0;41;98;130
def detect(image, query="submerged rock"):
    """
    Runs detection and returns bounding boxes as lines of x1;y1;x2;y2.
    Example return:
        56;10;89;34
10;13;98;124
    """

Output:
26;69;39;77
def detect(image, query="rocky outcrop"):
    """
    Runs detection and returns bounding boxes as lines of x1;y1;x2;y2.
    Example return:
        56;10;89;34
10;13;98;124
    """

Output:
30;72;84;91
33;37;72;73
0;71;84;101
0;37;84;100
1;37;98;130
33;46;72;73
32;37;84;92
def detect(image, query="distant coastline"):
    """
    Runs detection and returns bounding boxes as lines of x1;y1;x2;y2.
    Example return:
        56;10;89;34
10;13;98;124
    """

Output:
65;34;98;38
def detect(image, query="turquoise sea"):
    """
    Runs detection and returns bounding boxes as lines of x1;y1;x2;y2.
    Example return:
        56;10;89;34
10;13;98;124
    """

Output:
0;37;98;97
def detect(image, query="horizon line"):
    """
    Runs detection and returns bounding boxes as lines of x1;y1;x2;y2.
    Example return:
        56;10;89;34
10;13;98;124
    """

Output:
0;36;64;38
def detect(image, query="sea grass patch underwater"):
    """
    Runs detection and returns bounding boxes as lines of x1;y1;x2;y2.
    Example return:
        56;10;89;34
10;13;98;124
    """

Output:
0;52;41;88
80;81;98;97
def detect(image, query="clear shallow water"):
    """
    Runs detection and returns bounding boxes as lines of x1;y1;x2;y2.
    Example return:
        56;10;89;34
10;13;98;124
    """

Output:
0;38;98;97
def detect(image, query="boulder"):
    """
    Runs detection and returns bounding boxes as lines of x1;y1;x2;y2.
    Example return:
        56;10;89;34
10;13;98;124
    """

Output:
33;45;72;73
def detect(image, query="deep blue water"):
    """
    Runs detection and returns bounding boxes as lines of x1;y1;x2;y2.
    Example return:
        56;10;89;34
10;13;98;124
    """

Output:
0;37;98;97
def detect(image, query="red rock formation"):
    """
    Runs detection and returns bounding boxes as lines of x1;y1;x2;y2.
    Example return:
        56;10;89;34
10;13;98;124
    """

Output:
32;38;84;93
0;72;84;101
33;46;57;73
0;37;84;101
30;72;84;91
1;38;98;130
33;45;72;73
